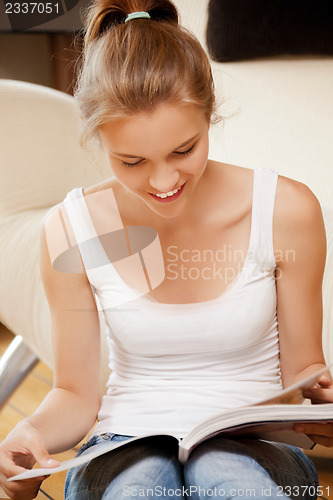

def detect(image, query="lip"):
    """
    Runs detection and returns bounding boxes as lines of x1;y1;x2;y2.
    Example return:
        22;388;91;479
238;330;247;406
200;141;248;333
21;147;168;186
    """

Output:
148;183;186;203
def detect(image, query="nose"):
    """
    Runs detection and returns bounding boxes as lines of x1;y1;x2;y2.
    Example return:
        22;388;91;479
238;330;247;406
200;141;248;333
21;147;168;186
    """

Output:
149;162;179;193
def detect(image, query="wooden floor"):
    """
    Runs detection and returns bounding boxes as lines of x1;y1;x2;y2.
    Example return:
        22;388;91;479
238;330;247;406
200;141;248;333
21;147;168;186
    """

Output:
1;324;333;499
0;325;86;500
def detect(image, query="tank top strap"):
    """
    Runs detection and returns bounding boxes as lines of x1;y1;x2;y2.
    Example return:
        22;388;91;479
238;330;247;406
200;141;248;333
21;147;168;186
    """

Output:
63;187;111;271
248;168;278;270
63;187;150;308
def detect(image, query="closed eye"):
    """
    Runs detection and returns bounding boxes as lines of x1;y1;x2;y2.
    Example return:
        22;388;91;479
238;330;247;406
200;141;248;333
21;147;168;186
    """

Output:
121;159;144;168
174;143;196;156
120;142;197;167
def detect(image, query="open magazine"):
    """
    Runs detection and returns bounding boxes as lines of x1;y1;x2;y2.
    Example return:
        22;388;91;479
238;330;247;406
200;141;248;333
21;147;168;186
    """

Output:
8;365;333;482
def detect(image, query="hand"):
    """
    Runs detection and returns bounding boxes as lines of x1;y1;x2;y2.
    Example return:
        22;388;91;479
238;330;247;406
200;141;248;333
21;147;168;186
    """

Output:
303;375;333;404
0;421;59;500
294;375;333;447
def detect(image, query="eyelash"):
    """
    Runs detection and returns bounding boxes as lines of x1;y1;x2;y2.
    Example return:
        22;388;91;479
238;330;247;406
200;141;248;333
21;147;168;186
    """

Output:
121;159;144;168
175;143;196;156
121;142;197;168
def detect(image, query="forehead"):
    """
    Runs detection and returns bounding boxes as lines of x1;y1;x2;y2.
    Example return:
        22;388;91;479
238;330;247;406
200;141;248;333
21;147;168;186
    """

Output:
98;103;208;154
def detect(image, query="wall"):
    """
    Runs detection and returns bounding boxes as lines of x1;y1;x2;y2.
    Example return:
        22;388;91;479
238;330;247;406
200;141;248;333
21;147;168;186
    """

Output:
0;33;53;87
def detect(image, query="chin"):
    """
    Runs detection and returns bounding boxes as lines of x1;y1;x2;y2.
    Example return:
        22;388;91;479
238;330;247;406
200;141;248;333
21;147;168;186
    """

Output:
143;197;187;219
148;204;185;219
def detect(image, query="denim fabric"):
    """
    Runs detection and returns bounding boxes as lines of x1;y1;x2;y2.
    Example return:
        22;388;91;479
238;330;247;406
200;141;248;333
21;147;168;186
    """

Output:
65;434;318;500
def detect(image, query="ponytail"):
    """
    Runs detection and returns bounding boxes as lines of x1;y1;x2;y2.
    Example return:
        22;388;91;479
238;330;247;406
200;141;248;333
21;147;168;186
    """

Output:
75;0;216;146
83;0;178;49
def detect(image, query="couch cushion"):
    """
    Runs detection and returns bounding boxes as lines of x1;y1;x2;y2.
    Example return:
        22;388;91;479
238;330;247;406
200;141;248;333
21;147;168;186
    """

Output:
207;0;333;62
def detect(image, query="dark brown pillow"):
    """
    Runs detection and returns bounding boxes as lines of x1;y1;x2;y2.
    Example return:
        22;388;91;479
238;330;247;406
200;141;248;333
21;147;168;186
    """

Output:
206;0;333;62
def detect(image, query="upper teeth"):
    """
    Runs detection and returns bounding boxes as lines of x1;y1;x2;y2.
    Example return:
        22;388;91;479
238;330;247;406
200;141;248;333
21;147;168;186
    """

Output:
155;186;182;199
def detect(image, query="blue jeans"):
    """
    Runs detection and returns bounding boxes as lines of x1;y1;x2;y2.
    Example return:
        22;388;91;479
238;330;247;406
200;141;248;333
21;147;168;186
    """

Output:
64;433;319;499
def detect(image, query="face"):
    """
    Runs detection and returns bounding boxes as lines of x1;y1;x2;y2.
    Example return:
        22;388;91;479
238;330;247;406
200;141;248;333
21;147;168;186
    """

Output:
98;103;210;219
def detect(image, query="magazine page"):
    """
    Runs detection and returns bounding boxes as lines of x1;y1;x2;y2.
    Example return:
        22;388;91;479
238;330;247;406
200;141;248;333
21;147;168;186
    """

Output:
256;365;332;405
8;434;179;482
178;403;333;464
8;365;332;481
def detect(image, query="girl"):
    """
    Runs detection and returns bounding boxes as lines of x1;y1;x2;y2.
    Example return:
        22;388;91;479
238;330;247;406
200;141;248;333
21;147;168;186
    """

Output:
1;1;333;498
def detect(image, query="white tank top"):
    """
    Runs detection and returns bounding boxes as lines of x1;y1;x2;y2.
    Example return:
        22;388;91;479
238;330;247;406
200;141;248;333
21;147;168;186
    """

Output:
63;168;282;438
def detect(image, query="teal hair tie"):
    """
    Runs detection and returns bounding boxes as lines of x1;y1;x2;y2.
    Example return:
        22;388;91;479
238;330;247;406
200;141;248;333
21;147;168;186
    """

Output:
125;11;151;23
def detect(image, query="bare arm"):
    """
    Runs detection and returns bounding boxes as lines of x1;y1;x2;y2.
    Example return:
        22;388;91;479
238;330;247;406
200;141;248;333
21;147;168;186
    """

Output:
274;176;333;446
275;177;327;384
0;206;102;496
27;206;101;452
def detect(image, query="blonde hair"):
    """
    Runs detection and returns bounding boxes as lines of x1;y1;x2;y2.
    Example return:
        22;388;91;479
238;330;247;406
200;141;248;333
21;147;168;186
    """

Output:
75;0;216;146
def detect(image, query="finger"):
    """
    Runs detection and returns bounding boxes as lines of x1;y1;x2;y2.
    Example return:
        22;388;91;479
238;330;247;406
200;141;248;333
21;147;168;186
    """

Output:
37;457;60;468
26;439;60;469
316;375;332;387
294;422;333;437
1;475;45;500
303;387;333;403
303;375;332;399
0;452;53;490
307;434;333;447
0;454;30;479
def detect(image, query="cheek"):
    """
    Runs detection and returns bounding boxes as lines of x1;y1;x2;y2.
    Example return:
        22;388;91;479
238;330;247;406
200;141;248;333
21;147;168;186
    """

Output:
107;161;129;183
110;163;146;191
188;143;209;175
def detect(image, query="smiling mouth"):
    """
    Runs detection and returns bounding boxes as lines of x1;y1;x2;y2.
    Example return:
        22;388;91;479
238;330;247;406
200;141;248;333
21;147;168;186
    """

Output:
149;183;186;202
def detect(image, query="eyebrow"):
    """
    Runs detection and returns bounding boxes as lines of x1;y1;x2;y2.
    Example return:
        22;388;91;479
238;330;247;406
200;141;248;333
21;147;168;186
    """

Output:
112;133;200;159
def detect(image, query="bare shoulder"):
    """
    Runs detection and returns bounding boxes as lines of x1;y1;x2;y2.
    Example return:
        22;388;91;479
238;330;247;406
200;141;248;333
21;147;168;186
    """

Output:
82;177;117;197
274;175;326;265
207;161;254;207
275;175;324;232
208;161;253;184
40;203;88;289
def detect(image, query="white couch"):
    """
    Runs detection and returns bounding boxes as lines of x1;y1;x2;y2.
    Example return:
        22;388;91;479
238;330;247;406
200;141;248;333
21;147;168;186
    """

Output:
0;0;332;404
